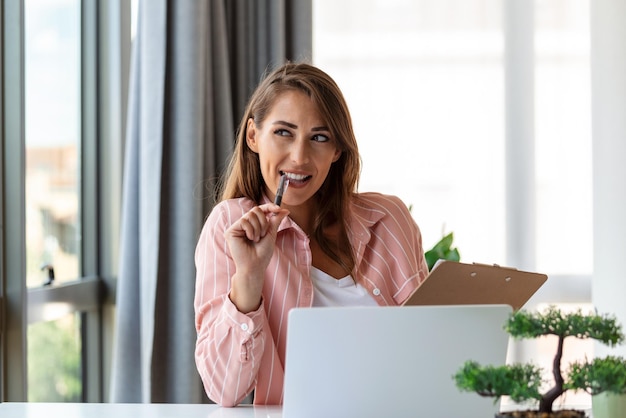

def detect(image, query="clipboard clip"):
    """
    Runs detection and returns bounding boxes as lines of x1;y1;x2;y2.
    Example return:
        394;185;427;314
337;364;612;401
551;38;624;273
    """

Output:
472;262;518;271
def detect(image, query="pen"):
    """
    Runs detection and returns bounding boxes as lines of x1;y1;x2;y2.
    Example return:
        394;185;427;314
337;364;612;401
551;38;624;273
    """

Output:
274;174;289;206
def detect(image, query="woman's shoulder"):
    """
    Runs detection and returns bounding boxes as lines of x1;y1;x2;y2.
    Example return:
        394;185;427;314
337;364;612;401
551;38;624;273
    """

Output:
349;192;416;229
351;192;411;215
351;193;423;250
207;197;256;223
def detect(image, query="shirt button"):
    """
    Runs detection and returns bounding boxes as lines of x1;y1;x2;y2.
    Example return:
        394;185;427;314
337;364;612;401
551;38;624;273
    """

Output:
240;323;249;331
372;288;381;296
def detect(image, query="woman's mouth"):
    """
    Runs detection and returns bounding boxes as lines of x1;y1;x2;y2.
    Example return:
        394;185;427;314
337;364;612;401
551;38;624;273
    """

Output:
280;171;312;186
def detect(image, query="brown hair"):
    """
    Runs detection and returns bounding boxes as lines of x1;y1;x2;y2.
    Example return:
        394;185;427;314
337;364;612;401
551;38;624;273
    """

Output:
218;62;361;273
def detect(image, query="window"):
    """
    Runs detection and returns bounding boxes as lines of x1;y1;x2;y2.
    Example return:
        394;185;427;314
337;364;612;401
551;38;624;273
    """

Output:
24;0;82;401
1;0;130;402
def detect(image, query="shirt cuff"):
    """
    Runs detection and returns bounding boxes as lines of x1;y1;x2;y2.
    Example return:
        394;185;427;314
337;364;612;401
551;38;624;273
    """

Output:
223;295;266;337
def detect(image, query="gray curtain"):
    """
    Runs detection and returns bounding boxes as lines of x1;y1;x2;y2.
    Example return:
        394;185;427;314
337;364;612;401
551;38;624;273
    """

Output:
110;0;311;403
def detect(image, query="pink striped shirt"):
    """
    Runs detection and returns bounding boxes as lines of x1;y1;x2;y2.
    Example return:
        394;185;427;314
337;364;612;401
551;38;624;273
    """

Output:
194;192;428;406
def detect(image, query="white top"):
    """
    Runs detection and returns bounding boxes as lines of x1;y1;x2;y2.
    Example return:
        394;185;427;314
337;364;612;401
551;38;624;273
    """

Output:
310;267;378;307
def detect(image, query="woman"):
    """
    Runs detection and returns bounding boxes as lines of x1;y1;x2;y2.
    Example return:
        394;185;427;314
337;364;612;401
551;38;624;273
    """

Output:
194;62;428;406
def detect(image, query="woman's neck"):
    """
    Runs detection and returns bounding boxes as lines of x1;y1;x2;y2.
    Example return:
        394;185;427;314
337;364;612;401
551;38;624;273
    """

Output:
283;201;316;236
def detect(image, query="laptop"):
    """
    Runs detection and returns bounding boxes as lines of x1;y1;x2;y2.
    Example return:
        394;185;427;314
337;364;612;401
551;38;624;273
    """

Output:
282;304;512;418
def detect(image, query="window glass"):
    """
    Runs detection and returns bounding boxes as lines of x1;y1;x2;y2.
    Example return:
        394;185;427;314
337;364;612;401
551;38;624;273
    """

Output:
535;0;592;275
25;0;81;288
27;313;82;402
24;0;83;402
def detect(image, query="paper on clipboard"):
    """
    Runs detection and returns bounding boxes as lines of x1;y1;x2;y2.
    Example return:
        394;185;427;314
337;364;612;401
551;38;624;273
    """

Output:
403;260;547;311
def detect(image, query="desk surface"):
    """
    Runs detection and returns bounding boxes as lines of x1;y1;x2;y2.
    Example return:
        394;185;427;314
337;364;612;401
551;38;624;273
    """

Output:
0;403;283;418
0;402;594;417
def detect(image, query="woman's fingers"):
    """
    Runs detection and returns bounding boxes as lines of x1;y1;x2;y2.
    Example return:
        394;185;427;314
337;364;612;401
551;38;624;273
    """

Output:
240;207;268;242
223;205;290;295
234;204;288;242
267;208;290;236
239;215;262;242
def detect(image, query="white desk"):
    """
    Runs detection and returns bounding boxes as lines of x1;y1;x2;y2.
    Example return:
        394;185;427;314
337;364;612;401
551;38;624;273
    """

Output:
0;403;283;418
0;402;594;417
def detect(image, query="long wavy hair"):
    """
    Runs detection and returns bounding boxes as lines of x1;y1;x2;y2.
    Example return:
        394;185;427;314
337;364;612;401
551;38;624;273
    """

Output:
218;62;361;273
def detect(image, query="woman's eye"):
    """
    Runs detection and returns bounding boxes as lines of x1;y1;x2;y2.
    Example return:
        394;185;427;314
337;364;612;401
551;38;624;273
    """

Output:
312;134;330;143
274;129;291;136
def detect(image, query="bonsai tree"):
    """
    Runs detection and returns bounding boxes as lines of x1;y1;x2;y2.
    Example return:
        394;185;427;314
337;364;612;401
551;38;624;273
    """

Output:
454;306;625;416
568;355;626;396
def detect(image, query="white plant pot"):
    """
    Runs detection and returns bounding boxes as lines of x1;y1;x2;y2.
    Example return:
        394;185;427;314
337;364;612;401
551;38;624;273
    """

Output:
592;392;626;418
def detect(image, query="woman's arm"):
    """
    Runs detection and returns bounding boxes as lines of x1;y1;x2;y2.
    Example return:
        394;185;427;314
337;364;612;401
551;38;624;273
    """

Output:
193;204;263;406
193;201;288;406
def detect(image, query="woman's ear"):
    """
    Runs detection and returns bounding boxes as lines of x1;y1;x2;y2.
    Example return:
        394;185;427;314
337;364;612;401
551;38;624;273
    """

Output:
332;149;342;163
246;118;259;153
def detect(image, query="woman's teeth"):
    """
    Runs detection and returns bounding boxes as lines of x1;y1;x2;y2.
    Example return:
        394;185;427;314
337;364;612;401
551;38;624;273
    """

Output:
281;172;311;182
285;173;308;181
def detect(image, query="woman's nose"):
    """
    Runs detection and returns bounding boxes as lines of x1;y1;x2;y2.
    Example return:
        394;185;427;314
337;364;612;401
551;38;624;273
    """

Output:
289;138;310;164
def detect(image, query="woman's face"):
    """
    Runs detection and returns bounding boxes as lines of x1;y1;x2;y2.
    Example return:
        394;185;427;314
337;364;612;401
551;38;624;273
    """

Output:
246;89;342;211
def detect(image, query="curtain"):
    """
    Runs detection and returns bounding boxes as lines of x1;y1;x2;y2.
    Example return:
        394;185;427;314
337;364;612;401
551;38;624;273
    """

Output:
110;0;311;403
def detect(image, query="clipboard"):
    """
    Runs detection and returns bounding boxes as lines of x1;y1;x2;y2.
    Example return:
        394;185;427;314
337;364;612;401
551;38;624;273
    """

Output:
403;261;548;311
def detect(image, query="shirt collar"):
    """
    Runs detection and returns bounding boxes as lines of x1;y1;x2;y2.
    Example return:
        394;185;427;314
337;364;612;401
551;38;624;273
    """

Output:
260;194;304;235
261;194;387;239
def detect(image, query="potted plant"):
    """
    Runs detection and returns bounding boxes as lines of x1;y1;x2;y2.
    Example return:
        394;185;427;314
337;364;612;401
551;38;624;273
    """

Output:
453;306;625;417
568;355;626;418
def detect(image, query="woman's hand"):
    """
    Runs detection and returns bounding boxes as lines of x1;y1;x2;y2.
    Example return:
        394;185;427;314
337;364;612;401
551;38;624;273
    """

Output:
225;204;290;313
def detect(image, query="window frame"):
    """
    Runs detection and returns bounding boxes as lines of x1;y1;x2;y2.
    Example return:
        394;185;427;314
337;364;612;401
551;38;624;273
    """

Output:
2;0;28;402
1;0;130;402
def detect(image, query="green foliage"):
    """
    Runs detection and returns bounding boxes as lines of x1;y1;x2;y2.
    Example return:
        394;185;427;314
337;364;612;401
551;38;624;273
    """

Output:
504;306;625;346
424;232;460;271
568;356;626;396
27;317;82;402
454;361;543;403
